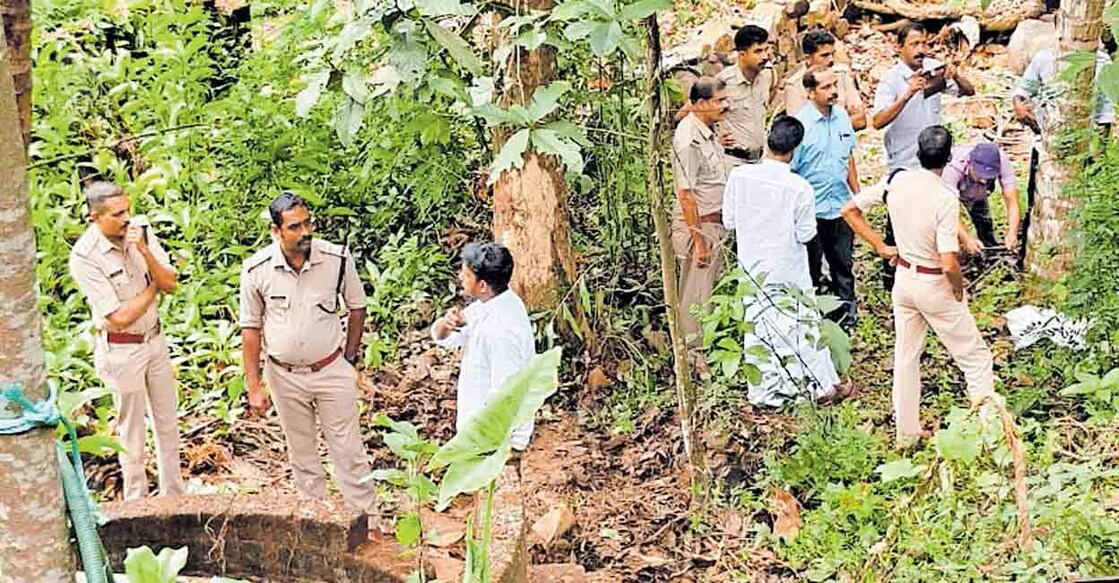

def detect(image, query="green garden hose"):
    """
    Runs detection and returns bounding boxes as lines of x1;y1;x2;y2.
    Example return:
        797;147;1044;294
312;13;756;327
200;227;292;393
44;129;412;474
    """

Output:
1;382;112;583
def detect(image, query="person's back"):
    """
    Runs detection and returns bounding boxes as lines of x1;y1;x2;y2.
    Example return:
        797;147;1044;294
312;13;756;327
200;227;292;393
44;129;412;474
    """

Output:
724;160;815;289
886;169;959;269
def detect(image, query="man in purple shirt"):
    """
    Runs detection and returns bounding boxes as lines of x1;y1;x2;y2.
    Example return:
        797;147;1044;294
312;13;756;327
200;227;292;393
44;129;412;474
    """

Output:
940;143;1020;250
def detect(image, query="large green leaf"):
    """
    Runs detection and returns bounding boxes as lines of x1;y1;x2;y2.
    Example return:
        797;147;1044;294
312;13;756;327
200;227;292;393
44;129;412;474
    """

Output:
332;18;374;61
1098;61;1119;103
423;19;485;76
395;512;422;546
295;70;330;117
124;546;189;583
551;0;591;20
619;0;671;21
334;96;365;146
532;129;584;175
875;459;926;483
818;319;851;374
342;70;371;104
563;20;597;42
487;128;532;181
588;21;623;58
527;81;571;122
415;0;476;16
431;348;561;469
542;120;591;147
436;445;510;510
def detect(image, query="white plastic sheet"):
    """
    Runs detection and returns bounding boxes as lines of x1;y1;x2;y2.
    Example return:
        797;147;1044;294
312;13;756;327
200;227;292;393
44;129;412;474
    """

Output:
1004;306;1090;351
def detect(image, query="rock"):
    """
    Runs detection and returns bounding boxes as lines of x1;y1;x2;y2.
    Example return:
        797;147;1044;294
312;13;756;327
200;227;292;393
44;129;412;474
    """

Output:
1006;19;1057;75
663;17;743;70
530;504;577;548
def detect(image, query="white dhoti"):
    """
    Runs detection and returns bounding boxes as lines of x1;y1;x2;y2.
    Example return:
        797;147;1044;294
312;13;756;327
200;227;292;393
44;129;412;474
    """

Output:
742;283;840;407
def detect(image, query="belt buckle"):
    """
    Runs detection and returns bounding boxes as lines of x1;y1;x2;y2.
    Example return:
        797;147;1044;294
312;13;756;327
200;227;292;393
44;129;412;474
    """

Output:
290;364;314;374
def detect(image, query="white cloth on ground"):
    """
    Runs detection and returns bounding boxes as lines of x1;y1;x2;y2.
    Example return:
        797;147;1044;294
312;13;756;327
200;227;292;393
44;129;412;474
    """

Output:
431;290;536;449
1004;305;1090;351
722;159;841;406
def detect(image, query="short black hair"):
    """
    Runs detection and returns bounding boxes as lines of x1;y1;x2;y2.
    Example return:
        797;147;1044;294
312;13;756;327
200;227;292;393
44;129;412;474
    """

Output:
768;115;804;155
269;193;308;226
462;242;514;294
689;76;726;103
897;22;926;45
734;24;769;51
802;66;831;91
802;29;835;56
917;126;953;169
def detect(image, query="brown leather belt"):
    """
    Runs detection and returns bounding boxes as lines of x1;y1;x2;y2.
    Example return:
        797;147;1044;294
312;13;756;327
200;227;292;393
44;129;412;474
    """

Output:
897;257;943;275
106;323;161;344
268;348;342;373
700;213;722;224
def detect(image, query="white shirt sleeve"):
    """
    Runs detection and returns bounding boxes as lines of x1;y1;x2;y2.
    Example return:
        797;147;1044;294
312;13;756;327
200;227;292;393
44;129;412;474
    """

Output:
794;184;817;244
852;178;886;212
431;319;465;348
872;72;900;116
1014;53;1044;101
722;173;738;231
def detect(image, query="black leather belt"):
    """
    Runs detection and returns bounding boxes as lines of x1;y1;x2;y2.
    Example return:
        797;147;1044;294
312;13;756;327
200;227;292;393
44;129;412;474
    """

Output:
726;147;762;162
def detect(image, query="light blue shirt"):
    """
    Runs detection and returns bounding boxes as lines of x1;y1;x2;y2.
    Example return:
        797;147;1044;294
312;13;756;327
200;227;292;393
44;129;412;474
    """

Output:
791;103;857;220
872;59;957;171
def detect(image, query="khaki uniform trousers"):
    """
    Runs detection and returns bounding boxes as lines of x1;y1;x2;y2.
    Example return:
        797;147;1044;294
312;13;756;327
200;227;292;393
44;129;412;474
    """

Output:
263;356;376;513
891;268;996;441
672;218;726;348
94;333;185;500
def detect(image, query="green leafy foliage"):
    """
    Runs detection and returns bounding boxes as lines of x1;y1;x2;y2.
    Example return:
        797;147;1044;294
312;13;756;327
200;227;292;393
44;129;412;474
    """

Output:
123;546;188;583
1060;368;1119;420
31;0;473;450
765;403;882;500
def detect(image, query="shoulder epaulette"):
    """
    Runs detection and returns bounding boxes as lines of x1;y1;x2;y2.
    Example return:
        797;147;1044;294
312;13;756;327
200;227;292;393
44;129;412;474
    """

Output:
243;248;272;272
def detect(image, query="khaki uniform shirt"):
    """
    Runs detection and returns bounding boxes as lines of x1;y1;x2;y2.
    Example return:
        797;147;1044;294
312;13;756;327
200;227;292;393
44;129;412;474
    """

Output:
784;65;863;120
672;112;727;217
69;224;174;334
715;65;775;153
852;168;959;269
239;239;366;365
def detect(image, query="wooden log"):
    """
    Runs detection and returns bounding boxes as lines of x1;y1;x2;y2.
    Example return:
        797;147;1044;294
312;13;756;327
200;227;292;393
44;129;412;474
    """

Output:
849;0;1045;32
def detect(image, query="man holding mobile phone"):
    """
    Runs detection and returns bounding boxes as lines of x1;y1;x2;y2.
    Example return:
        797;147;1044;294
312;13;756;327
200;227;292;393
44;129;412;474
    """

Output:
871;22;977;290
69;181;185;500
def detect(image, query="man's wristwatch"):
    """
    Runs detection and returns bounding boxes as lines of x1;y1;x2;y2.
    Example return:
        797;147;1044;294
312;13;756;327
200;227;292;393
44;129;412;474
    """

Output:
345;352;360;365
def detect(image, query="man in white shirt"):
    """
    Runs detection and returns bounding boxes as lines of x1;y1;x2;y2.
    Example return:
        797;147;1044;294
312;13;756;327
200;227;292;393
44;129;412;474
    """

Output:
431;242;536;450
723;116;842;407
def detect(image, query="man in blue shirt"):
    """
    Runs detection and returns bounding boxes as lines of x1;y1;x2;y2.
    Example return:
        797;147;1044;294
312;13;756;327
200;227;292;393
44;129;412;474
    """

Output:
792;66;860;328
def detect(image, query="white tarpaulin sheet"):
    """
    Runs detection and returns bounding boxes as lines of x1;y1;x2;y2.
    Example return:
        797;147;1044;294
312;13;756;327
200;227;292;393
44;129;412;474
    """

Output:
1004;306;1090;350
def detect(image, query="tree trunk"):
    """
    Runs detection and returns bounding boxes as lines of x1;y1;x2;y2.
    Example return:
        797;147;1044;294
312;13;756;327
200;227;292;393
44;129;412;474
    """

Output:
643;15;706;493
1024;0;1105;278
0;22;72;583
491;0;575;310
1;0;31;146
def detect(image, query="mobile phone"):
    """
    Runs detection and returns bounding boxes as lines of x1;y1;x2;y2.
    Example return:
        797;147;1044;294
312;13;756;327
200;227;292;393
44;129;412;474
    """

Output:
131;215;150;244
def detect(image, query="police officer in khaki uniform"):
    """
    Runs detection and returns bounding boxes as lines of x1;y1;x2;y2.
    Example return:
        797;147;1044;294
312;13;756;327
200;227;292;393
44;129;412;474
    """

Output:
69;181;185;500
715;24;776;165
841;126;997;446
671;76;730;348
239;193;376;512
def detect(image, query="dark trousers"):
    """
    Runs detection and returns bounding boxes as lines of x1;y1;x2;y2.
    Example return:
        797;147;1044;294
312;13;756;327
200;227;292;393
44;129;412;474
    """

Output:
883;218;896;291
962;198;998;248
807;217;857;327
1018;147;1039;269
